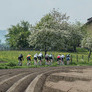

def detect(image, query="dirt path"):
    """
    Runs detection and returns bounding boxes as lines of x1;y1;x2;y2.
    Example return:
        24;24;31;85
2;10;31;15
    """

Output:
0;66;92;92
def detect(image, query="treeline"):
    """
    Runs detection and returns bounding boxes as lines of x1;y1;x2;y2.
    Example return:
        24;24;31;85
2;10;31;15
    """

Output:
5;9;86;53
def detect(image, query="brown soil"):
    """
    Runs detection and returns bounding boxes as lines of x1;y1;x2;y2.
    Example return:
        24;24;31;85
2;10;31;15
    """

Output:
43;68;92;92
0;66;92;92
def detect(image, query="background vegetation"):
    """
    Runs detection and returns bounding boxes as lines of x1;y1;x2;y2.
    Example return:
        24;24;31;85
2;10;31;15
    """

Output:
5;9;85;53
0;9;92;69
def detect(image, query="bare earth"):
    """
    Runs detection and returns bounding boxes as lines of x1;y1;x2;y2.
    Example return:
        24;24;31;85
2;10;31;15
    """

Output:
0;66;92;92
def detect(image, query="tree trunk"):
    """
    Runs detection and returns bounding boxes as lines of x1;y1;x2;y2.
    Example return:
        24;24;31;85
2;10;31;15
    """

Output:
73;45;76;52
88;49;91;58
44;44;47;55
45;50;47;55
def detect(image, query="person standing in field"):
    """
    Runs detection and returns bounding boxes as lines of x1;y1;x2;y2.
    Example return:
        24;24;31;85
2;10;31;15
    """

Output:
27;54;32;66
18;54;24;66
34;53;38;65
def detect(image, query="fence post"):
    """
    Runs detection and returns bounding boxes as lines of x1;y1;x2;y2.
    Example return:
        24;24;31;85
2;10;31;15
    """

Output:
76;55;78;62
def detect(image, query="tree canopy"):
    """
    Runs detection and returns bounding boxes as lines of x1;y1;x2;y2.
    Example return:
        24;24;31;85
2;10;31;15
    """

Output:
35;9;69;31
28;9;83;53
5;9;84;53
6;21;31;49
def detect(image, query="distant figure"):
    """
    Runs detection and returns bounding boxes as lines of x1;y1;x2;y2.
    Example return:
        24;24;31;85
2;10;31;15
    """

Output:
34;53;38;65
66;54;70;65
61;55;65;65
27;54;32;66
18;54;24;66
57;54;61;65
49;54;53;65
38;52;43;65
45;54;49;65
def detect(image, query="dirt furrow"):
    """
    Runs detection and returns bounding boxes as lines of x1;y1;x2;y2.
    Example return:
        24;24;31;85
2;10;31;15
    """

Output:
25;69;69;92
46;75;91;82
6;72;38;92
7;69;63;92
0;66;92;92
0;72;30;92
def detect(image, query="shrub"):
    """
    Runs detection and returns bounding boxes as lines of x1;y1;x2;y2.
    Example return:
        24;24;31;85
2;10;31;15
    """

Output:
7;62;17;67
0;66;5;69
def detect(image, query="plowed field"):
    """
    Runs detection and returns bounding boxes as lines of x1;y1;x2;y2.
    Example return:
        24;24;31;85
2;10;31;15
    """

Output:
0;66;92;92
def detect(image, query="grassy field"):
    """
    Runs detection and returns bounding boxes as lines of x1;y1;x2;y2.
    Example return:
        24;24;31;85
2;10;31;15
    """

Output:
0;48;92;69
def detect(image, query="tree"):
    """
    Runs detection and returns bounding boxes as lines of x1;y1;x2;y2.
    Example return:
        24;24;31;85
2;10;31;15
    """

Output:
5;21;31;49
66;22;83;52
28;9;70;54
28;28;65;55
29;9;84;53
35;8;69;31
81;22;92;57
81;37;92;57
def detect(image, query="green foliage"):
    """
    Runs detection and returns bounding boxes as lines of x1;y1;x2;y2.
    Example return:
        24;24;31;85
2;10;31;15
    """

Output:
82;37;92;50
4;9;85;53
29;28;66;51
35;9;69;30
76;47;88;53
6;21;31;49
7;62;17;67
65;22;83;52
28;9;84;52
28;9;70;52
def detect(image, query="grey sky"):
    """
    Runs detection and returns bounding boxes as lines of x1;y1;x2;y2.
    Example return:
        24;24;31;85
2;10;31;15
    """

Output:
0;0;92;30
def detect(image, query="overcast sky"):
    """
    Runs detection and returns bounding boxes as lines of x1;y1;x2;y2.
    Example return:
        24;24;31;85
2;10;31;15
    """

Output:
0;0;92;30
